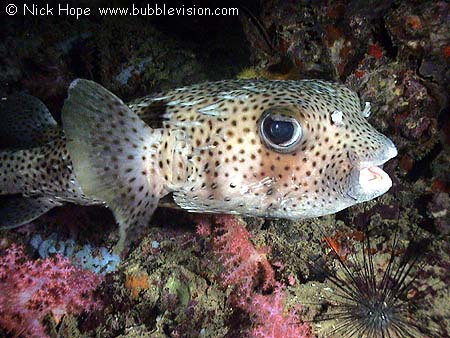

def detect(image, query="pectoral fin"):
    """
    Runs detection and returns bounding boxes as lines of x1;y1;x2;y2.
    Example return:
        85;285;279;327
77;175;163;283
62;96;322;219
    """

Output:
62;79;165;252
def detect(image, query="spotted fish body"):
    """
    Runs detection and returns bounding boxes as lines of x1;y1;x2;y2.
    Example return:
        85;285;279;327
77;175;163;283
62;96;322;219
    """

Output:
0;79;397;250
140;80;397;218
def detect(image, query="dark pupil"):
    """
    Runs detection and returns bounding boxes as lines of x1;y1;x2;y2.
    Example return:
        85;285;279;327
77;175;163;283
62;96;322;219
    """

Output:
263;116;294;145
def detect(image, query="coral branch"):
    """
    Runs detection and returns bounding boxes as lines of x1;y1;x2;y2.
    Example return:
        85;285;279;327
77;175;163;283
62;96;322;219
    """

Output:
248;286;312;338
0;244;103;338
213;215;275;302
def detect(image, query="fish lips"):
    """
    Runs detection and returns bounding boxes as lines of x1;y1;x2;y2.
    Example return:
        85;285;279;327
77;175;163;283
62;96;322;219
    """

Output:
347;139;398;202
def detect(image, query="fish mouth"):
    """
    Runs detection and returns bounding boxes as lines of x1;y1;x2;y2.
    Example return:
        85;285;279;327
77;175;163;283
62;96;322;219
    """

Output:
347;141;398;202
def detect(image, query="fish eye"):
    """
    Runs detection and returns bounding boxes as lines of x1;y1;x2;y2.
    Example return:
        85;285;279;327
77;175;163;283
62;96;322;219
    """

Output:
259;111;303;153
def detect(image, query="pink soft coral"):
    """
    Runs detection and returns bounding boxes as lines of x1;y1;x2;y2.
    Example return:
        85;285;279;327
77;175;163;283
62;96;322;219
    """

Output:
0;244;103;338
207;215;312;338
213;215;275;305
248;286;312;338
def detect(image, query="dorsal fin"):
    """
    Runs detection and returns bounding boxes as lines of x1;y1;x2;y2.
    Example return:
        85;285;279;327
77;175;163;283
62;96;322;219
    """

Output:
0;93;61;149
62;79;166;252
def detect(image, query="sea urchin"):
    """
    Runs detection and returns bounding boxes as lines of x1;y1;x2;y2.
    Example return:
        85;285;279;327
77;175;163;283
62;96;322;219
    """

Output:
318;230;434;338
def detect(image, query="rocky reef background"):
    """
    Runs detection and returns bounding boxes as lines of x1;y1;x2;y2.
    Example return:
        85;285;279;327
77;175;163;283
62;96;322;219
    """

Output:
0;0;448;337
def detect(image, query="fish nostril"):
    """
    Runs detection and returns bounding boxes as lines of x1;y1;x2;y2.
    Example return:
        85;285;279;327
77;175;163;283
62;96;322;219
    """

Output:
348;150;360;166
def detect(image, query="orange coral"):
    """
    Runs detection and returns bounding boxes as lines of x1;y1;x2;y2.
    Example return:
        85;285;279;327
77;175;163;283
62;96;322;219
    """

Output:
124;272;149;299
399;155;414;172
355;70;366;78
406;15;422;30
323;230;364;261
431;180;450;193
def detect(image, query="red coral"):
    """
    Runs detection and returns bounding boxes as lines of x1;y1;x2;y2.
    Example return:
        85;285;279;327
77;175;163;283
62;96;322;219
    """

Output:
0;244;103;338
443;45;450;58
368;43;384;59
207;215;312;338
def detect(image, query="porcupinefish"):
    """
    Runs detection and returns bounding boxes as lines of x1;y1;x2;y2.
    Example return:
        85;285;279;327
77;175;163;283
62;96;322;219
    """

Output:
0;79;397;251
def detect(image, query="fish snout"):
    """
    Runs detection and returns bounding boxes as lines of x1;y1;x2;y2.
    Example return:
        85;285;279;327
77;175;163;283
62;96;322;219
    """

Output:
347;136;397;202
384;136;398;161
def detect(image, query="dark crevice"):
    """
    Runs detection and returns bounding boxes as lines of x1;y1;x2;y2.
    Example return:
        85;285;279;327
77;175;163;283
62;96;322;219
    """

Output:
371;17;398;59
406;142;442;182
414;194;438;234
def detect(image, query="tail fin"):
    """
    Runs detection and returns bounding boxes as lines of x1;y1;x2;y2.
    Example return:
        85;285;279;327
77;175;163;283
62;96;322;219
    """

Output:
62;79;166;252
0;93;61;149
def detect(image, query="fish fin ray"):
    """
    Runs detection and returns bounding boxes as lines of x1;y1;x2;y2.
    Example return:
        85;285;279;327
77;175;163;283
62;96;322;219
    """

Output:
62;79;165;252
